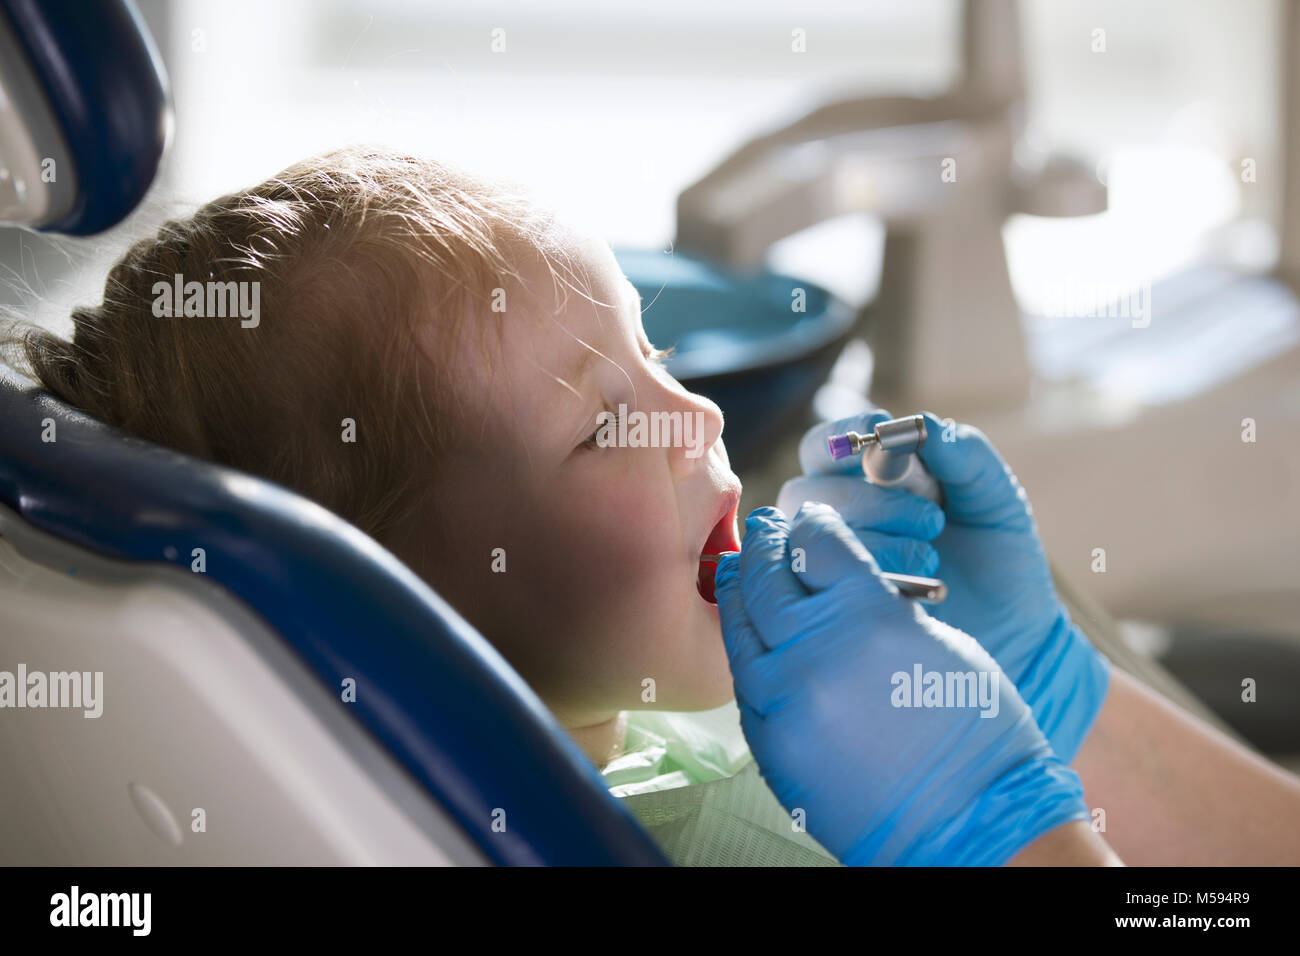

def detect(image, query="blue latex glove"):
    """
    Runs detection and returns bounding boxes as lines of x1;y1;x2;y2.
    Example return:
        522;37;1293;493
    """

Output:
715;503;1089;866
780;409;1109;763
776;433;946;580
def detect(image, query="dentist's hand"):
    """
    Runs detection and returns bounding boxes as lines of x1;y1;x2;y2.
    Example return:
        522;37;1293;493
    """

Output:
777;414;946;579
781;410;1109;763
714;504;1089;866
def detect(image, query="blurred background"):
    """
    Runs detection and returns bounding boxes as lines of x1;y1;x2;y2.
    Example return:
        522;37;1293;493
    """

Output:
3;0;1297;768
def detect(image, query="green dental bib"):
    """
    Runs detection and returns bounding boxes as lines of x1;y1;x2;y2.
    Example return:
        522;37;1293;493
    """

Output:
601;701;840;867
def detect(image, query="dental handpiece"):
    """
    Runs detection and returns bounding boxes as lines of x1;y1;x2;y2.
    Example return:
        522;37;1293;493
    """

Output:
700;553;947;603
826;414;944;507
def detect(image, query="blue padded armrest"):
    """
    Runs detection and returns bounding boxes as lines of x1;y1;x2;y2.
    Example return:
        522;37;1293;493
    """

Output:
0;365;669;866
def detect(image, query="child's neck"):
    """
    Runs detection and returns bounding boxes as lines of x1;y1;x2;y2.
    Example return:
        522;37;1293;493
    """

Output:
567;711;628;770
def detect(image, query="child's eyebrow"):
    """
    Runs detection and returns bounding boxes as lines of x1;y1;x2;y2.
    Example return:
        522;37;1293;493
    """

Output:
623;279;643;314
622;280;653;344
556;281;642;398
559;282;639;387
562;346;599;396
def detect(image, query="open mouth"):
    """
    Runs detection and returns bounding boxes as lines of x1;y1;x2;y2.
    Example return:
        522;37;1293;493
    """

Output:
697;492;741;605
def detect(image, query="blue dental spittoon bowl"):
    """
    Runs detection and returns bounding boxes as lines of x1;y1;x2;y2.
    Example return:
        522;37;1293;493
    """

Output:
613;247;858;472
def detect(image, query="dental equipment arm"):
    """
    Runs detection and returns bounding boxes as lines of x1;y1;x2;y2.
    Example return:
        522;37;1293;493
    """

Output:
674;0;1105;411
714;503;1117;866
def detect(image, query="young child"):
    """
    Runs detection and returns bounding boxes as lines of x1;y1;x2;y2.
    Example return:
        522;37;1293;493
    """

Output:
2;144;750;776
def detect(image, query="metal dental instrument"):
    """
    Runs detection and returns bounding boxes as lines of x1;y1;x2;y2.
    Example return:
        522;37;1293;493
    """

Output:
700;553;947;604
826;414;945;506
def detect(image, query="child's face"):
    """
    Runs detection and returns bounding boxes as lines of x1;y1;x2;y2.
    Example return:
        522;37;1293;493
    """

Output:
426;225;741;728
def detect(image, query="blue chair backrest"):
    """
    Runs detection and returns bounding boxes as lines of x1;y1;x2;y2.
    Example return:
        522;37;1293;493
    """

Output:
0;361;669;865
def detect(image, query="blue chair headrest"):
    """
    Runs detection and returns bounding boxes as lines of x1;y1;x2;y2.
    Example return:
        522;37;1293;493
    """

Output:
0;361;668;865
0;0;169;234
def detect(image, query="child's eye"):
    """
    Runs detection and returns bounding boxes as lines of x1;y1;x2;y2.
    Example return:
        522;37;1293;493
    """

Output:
580;409;620;451
575;347;672;452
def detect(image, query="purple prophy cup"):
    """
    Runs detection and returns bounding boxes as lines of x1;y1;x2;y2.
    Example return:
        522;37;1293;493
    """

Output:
827;433;855;461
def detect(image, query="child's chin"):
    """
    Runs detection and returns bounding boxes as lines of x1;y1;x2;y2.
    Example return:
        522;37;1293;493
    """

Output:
692;682;738;712
679;621;733;700
657;680;734;713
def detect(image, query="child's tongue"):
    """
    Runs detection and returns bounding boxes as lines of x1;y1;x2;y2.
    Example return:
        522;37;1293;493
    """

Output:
697;509;741;605
698;559;719;604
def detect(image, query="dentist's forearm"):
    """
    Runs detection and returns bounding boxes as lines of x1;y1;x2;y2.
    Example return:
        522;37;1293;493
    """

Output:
1005;820;1123;866
1073;667;1300;865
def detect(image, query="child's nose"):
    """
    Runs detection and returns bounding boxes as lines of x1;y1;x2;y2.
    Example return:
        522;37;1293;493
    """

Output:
664;387;724;473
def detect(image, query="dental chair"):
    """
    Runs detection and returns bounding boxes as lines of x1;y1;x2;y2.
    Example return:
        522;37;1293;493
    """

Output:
0;0;668;865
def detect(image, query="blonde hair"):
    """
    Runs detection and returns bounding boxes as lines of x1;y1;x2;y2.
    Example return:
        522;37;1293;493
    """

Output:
1;145;565;548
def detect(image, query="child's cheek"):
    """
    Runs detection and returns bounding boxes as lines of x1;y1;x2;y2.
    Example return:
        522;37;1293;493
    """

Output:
555;473;678;594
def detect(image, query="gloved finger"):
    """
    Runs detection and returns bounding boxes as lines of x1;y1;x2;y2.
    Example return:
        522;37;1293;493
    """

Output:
718;545;805;716
736;695;766;745
734;698;784;790
730;640;799;718
734;507;818;652
734;572;918;710
787;502;901;602
912;411;1035;532
737;696;811;812
779;496;939;576
721;530;872;720
736;696;803;811
796;407;895;476
777;474;945;539
855;530;939;577
713;550;766;713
